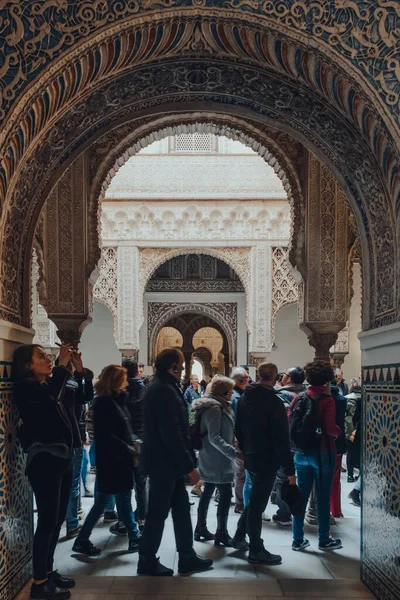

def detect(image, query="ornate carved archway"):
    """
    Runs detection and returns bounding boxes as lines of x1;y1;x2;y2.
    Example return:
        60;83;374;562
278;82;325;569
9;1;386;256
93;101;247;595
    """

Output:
0;13;396;332
148;302;237;366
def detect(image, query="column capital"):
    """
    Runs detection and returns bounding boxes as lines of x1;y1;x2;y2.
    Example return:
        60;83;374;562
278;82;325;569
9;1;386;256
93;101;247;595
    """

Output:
120;349;139;362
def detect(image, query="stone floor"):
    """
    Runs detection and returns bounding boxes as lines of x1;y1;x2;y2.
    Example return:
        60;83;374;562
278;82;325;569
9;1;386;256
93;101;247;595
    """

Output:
16;471;375;599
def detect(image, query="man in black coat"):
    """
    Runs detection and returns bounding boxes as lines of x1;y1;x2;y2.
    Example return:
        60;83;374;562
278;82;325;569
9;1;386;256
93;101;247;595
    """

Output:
138;348;213;576
122;358;148;528
233;362;296;565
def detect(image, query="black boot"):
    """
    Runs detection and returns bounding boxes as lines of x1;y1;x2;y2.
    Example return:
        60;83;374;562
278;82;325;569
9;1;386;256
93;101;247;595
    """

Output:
194;523;215;542
195;495;214;541
214;513;234;547
178;553;213;574
30;580;71;600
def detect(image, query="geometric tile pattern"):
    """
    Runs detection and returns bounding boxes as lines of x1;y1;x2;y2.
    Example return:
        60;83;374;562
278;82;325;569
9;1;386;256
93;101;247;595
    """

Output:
0;362;33;600
362;364;400;600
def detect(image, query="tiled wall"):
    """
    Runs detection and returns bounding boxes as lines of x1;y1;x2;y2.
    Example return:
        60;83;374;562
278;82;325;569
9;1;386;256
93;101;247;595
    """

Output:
362;364;400;600
0;362;33;599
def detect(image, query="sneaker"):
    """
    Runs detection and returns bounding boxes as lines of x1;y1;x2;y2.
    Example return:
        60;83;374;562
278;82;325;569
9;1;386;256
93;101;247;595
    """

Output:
66;526;81;540
103;510;118;523
248;548;282;565
48;571;75;590
272;514;292;526
84;488;94;498
234;507;243;514
128;536;141;553
292;539;310;552
109;523;127;537
72;539;101;556
318;537;343;550
232;533;249;552
347;475;355;483
30;580;71;600
262;513;271;522
137;557;174;576
348;489;361;507
178;553;213;574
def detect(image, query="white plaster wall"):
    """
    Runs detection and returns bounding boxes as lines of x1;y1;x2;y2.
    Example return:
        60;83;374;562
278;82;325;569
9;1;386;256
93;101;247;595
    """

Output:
342;262;362;381
270;303;314;371
80;301;121;378
140;291;247;367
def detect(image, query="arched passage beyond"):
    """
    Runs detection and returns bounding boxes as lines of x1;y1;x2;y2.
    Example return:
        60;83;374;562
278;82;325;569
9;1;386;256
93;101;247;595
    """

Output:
0;14;396;331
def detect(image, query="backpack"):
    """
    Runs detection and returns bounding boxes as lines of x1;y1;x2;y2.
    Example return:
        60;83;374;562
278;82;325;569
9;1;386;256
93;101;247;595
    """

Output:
289;393;328;452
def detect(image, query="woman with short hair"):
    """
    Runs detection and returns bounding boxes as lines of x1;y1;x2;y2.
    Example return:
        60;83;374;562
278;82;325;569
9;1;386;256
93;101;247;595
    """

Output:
73;365;140;556
192;376;236;546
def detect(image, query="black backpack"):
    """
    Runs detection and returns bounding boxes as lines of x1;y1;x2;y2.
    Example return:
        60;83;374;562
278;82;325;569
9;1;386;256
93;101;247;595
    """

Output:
289;392;328;452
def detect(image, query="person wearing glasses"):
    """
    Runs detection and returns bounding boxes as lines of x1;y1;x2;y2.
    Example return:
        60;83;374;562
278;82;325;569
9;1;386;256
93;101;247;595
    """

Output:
192;376;237;547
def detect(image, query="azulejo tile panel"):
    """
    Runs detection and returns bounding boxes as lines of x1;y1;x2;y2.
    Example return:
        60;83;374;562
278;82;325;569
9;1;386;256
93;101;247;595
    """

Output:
0;362;33;600
362;364;400;600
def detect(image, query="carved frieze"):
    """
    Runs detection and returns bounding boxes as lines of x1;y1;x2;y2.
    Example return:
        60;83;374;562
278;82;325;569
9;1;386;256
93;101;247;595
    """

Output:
271;247;299;340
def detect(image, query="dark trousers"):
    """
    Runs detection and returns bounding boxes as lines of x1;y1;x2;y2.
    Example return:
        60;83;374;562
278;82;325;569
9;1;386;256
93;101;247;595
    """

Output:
198;482;232;524
236;469;277;553
346;439;355;476
274;467;292;520
27;453;72;580
234;451;245;511
133;465;148;521
139;475;193;560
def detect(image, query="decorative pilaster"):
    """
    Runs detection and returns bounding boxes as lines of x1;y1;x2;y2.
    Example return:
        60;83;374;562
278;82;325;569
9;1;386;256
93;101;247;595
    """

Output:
330;322;350;368
248;244;272;356
299;154;350;360
40;154;91;346
117;246;140;352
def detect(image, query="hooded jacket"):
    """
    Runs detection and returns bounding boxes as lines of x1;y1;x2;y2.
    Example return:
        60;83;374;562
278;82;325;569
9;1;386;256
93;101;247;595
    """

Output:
141;372;195;478
278;383;305;409
236;382;294;476
192;395;236;484
125;377;146;438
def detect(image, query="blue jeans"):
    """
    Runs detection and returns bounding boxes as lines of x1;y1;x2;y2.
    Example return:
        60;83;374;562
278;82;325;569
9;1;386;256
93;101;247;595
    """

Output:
89;438;96;467
292;451;335;544
243;470;252;507
66;447;84;532
81;446;89;489
78;490;139;541
94;478;115;512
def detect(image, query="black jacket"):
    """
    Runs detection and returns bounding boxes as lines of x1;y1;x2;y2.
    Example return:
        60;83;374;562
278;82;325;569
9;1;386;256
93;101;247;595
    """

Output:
13;366;73;453
94;391;135;494
331;385;347;454
141;372;195;478
125;377;146;439
65;370;94;447
236;383;294;476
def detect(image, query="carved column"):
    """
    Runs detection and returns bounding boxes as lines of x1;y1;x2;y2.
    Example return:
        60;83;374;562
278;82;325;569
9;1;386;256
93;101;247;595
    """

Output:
299;154;350;360
40;153;91;346
117;246;140;354
248;244;273;362
330;322;350;368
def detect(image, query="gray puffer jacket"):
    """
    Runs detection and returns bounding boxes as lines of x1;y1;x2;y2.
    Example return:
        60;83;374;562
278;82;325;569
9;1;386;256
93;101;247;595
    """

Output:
192;395;236;484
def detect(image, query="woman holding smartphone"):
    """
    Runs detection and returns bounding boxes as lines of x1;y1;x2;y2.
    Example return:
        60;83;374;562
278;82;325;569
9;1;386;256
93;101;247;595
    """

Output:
12;342;78;600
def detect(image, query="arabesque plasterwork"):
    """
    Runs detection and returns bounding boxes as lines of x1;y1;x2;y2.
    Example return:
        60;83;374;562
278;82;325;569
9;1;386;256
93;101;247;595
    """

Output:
1;52;394;330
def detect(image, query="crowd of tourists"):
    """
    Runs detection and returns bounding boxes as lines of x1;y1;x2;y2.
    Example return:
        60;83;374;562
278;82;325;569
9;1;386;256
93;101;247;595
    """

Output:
11;343;362;600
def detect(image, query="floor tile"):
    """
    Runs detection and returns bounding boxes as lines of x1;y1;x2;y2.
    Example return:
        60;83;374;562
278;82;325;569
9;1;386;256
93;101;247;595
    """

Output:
279;579;375;597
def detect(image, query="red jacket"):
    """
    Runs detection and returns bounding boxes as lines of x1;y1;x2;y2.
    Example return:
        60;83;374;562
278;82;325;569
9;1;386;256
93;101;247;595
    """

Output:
288;385;341;452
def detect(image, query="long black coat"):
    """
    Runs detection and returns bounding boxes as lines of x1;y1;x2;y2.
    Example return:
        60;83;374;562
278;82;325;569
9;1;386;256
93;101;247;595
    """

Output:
141;372;195;478
94;391;135;494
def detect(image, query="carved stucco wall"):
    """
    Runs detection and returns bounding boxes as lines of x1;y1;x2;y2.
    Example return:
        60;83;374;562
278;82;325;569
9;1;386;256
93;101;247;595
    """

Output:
156;327;184;356
0;12;396;332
